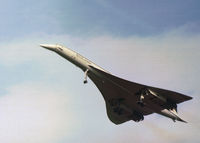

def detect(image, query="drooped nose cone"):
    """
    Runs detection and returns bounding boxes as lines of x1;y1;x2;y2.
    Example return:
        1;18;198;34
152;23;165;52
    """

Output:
40;44;57;51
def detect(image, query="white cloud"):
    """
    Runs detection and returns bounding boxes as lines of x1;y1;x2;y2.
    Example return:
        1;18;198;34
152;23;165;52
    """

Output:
76;30;200;93
1;29;200;90
0;83;76;143
0;34;68;66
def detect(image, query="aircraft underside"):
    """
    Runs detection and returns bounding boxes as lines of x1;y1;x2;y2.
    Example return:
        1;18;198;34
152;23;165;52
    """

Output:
88;65;191;124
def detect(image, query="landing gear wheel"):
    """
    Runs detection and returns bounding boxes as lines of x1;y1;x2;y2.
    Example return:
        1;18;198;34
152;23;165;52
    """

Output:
131;111;144;122
83;80;88;84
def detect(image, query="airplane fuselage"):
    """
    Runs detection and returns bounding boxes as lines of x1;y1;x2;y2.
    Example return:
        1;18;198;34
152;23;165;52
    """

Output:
51;44;106;73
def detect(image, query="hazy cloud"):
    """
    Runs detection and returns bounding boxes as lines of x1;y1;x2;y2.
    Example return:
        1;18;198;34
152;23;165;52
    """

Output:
0;82;77;143
0;27;199;143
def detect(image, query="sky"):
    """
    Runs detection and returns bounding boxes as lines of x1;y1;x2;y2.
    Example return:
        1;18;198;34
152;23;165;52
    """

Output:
0;0;200;143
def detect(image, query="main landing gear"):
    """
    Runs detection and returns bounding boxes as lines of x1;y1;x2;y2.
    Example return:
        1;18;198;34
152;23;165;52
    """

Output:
137;95;145;107
83;69;89;84
131;111;144;122
136;88;149;107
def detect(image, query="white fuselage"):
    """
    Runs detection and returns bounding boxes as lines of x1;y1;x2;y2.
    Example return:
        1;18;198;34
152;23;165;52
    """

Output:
53;44;106;73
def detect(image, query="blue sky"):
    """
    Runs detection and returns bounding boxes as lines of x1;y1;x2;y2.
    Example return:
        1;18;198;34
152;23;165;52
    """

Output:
1;0;200;40
0;0;200;143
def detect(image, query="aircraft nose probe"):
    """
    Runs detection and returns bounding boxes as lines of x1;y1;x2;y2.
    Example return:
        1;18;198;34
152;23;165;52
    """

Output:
40;44;57;51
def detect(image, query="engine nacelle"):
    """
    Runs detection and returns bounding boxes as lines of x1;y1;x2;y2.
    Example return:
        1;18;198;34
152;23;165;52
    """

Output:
166;100;177;112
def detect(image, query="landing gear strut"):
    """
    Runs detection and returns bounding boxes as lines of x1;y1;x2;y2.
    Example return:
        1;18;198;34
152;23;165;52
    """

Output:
136;88;149;107
137;95;145;107
83;69;89;84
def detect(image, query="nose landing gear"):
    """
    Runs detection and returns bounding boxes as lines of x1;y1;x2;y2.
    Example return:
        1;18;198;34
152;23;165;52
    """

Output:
83;69;89;84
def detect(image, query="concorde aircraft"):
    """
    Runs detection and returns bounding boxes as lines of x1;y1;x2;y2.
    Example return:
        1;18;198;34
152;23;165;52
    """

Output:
40;44;192;124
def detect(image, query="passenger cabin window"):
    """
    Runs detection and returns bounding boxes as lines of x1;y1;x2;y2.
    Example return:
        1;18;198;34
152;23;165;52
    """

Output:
57;47;63;51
